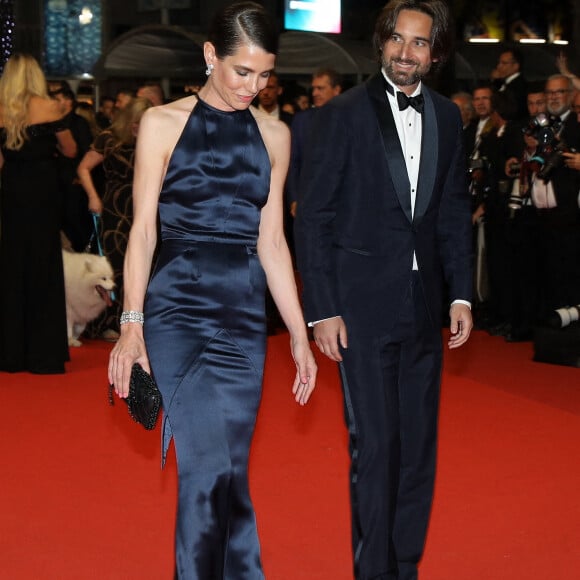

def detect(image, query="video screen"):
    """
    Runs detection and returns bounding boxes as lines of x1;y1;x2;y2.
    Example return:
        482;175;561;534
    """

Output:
284;0;341;34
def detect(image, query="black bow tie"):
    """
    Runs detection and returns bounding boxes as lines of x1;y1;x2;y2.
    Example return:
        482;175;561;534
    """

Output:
397;91;424;113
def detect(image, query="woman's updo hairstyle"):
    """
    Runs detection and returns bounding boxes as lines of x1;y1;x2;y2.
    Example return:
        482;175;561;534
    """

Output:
207;1;279;59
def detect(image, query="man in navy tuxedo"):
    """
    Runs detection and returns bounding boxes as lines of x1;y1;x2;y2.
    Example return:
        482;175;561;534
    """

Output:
294;1;473;578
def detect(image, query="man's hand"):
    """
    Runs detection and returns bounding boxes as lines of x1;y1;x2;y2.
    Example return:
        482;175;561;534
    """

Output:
563;151;580;171
448;303;473;349
504;156;519;177
313;316;347;362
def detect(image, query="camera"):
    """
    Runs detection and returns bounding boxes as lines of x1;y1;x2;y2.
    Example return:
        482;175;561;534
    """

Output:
468;156;487;173
523;113;566;182
505;158;537;217
545;304;580;329
507;162;521;177
507;178;524;215
467;156;490;209
468;156;490;186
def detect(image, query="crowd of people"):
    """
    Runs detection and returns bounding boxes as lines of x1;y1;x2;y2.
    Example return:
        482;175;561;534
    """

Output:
457;48;580;341
1;1;579;578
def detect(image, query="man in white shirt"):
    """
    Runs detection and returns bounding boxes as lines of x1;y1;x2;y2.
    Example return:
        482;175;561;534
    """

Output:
531;75;580;316
465;84;494;160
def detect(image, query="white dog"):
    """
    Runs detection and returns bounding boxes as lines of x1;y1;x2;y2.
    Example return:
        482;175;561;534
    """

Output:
62;250;115;346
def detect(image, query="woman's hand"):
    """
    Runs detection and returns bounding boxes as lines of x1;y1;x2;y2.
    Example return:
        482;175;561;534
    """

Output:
290;336;318;405
88;196;103;215
108;324;150;398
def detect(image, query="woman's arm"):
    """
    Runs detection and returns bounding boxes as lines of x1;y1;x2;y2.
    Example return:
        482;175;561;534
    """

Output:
77;149;105;214
257;118;317;404
56;129;77;158
28;96;77;158
108;107;173;396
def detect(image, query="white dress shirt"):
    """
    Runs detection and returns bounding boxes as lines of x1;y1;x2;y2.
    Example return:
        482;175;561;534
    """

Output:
383;71;422;270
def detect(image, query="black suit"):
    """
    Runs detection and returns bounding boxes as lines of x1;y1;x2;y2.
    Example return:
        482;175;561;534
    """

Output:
463;117;494;161
287;107;317;206
501;118;542;337
493;74;528;121
295;74;472;579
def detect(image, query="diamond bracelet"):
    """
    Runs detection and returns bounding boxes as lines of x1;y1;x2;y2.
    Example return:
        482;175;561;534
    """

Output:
119;310;144;325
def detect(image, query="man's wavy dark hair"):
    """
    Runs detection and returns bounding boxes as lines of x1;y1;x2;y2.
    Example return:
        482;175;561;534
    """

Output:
372;0;454;72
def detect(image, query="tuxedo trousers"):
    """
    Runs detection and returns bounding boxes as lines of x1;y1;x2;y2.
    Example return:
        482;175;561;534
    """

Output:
339;272;442;580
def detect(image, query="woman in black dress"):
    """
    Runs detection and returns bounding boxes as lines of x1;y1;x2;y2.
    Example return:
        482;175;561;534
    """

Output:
0;54;77;374
108;3;317;578
77;97;152;340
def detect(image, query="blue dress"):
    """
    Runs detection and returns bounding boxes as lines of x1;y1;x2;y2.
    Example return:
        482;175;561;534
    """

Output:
144;97;271;579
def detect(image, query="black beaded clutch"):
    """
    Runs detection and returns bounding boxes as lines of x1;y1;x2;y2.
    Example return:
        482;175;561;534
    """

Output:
109;363;161;430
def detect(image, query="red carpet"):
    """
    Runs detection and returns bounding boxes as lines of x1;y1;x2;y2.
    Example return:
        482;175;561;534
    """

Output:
1;331;579;579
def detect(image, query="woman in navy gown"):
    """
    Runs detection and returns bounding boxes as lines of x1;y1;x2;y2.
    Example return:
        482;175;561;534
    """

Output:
108;3;317;577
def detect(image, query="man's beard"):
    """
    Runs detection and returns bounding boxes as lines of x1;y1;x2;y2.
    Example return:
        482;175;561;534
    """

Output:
383;57;430;87
547;104;567;117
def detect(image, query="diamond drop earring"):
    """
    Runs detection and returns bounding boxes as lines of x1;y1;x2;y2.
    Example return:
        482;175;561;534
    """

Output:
205;63;214;77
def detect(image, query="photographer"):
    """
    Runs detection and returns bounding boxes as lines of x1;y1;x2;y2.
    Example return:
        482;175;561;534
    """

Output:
464;85;495;319
531;75;580;319
465;85;494;176
501;85;547;341
475;93;517;335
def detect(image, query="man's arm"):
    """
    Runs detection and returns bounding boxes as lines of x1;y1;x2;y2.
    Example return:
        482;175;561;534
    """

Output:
294;101;348;324
437;107;474;346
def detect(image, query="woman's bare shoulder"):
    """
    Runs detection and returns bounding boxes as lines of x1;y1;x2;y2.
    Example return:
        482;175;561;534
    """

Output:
250;107;290;144
141;96;197;133
148;95;197;120
27;96;62;124
250;108;290;153
138;95;198;153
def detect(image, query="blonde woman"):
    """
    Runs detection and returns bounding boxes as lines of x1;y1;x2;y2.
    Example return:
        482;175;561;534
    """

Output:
0;54;76;374
77;97;152;339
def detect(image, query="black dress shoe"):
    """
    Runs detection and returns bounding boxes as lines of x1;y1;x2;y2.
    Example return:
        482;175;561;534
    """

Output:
488;322;511;337
505;329;533;342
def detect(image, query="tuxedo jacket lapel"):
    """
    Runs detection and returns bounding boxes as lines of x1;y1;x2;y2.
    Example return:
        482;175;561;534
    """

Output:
415;88;438;223
366;74;412;223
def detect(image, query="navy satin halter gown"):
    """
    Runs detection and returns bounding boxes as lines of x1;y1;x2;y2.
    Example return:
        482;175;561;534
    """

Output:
144;97;271;579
